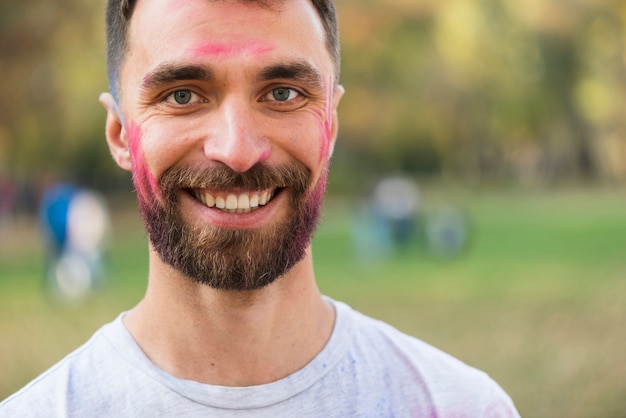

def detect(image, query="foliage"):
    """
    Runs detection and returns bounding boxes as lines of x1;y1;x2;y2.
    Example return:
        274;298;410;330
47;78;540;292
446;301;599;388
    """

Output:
0;0;111;187
335;0;626;186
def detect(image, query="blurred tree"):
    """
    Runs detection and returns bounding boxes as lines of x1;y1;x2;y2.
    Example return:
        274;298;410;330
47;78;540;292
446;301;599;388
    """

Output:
334;0;626;188
0;0;112;194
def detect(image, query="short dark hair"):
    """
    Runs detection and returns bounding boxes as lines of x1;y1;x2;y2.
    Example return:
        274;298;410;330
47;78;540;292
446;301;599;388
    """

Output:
105;0;340;102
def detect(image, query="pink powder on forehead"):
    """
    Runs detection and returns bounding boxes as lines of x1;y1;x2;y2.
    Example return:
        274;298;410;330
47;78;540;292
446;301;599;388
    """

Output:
127;121;160;202
190;40;274;58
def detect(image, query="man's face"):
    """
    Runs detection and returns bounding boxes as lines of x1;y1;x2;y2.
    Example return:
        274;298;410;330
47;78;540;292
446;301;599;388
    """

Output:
107;0;342;290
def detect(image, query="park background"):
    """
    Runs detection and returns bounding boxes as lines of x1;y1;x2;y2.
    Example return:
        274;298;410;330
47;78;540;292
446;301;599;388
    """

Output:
1;0;625;416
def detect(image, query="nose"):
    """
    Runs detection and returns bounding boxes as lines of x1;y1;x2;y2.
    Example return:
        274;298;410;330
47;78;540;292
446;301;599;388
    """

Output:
203;97;270;173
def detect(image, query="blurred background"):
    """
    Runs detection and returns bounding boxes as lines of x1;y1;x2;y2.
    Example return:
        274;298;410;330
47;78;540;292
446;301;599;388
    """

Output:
1;0;626;416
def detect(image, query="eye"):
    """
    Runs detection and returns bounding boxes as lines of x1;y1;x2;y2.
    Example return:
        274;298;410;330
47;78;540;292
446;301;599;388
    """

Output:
165;89;200;105
267;87;300;102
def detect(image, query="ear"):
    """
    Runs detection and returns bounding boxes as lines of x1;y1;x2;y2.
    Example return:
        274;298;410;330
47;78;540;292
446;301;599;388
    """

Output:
99;92;132;171
328;84;345;157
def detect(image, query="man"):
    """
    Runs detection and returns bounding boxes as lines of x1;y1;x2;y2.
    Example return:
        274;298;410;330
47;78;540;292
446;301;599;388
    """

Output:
1;0;520;416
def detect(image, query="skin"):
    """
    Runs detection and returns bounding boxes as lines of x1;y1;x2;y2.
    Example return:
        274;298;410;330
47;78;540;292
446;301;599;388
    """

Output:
127;121;160;202
99;0;344;386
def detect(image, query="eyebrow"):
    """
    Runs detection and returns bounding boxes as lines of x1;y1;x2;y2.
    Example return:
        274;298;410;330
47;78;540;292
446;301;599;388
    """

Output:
140;63;215;91
139;60;324;92
257;61;324;87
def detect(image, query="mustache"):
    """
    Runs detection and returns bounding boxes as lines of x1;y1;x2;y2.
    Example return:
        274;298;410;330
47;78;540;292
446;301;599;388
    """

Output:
159;162;312;195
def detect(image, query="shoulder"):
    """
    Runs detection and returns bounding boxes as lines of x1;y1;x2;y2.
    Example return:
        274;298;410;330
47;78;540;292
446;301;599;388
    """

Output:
332;300;520;417
340;300;486;378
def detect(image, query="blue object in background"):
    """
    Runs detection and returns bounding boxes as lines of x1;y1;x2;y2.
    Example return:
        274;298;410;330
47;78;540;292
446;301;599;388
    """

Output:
39;183;77;256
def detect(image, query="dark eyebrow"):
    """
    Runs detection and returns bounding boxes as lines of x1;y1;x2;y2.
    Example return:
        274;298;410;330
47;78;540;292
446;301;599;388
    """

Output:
257;61;323;87
140;63;215;91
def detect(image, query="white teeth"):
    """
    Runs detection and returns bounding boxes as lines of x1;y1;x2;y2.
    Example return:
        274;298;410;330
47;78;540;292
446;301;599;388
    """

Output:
238;194;250;210
196;190;275;212
226;194;238;210
205;193;215;207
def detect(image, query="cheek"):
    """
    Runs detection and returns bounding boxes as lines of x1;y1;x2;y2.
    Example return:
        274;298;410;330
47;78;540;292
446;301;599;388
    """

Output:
127;121;160;201
296;111;329;178
316;114;332;164
316;77;335;164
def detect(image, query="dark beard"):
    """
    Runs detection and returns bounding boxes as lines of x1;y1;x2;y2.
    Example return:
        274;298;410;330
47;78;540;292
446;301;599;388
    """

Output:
136;161;327;291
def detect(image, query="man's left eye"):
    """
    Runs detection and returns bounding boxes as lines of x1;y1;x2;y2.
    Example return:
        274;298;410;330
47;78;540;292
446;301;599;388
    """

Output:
268;87;299;102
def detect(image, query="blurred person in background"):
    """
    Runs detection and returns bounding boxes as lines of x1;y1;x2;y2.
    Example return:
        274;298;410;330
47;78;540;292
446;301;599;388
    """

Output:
352;175;422;261
372;175;422;249
38;183;110;299
0;0;519;416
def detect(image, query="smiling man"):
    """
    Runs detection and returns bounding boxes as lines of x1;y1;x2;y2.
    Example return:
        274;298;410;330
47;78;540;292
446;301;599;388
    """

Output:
0;0;520;416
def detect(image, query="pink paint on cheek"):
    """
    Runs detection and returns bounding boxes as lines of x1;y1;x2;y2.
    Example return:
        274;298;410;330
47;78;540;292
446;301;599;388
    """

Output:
127;121;160;202
317;76;335;164
190;41;274;58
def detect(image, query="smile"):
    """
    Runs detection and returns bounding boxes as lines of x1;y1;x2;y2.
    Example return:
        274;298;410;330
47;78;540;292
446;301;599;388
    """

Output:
191;188;277;213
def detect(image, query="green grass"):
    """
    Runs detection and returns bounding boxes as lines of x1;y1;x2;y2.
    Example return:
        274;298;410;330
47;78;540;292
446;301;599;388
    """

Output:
1;187;626;417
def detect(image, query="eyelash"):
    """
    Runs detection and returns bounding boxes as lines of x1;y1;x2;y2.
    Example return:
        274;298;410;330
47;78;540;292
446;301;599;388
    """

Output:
262;87;301;102
163;89;204;106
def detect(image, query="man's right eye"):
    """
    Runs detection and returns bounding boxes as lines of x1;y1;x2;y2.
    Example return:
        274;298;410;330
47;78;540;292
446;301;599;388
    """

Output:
165;89;200;105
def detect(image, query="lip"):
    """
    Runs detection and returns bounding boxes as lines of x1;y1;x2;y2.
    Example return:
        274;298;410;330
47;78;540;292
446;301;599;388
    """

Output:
179;187;287;229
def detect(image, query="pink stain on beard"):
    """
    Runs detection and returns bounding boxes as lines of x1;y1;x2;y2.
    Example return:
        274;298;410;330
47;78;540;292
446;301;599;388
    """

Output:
290;164;329;253
127;121;161;203
310;167;329;213
190;40;274;58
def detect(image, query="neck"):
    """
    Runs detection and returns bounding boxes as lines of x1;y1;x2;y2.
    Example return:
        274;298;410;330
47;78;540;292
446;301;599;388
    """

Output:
124;247;335;386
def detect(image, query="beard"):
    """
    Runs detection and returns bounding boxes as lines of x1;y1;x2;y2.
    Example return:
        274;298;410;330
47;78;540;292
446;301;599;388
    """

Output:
134;161;327;291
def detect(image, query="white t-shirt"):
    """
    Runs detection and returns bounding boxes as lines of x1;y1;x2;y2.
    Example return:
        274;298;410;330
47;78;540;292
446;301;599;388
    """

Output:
0;299;520;417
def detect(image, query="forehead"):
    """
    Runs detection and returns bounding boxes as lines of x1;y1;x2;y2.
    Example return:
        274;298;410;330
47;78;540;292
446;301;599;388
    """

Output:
125;0;330;79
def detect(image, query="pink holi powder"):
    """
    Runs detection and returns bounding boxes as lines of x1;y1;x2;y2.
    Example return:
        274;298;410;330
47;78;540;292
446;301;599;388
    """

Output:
290;166;328;253
317;76;335;163
191;41;274;58
127;121;160;202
